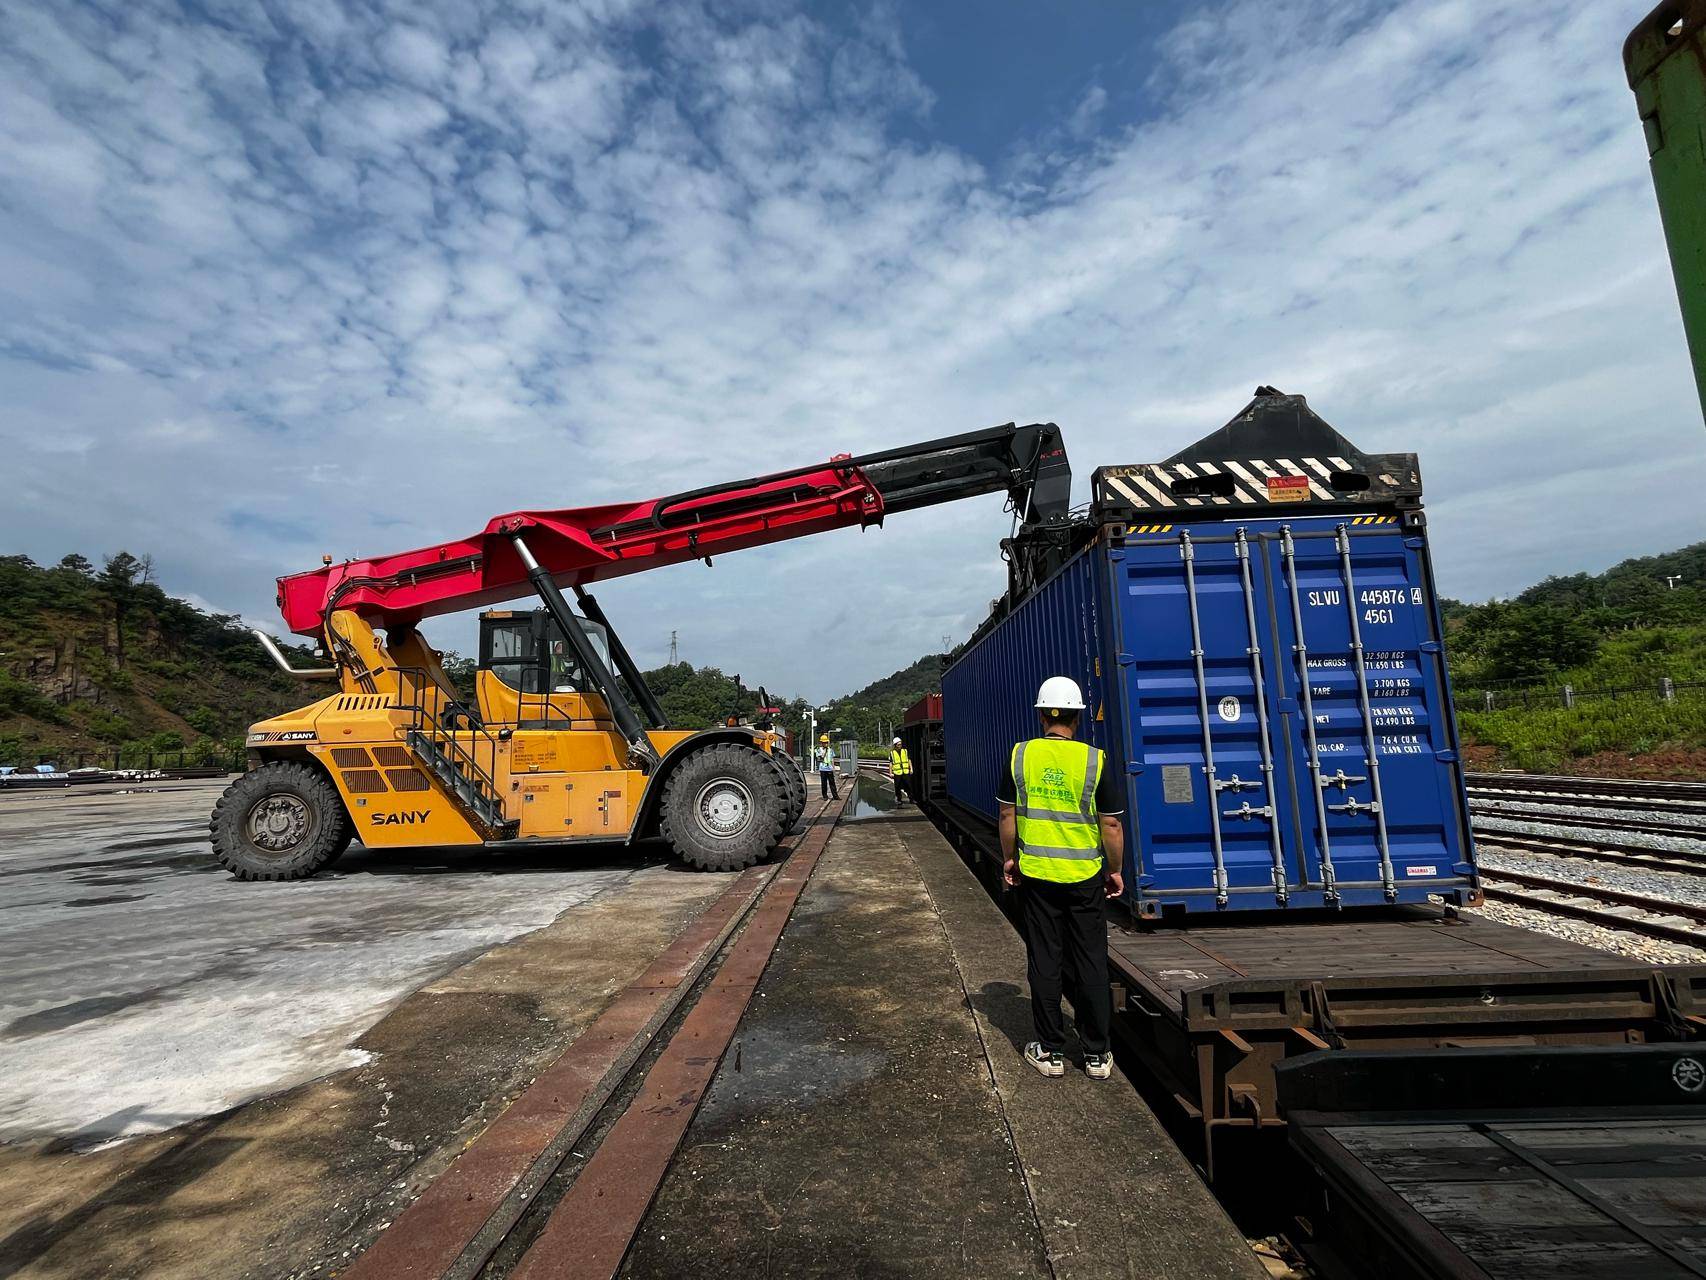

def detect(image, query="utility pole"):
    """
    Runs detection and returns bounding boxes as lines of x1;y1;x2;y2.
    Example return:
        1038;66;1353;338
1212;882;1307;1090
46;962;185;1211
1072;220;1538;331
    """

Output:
668;630;679;663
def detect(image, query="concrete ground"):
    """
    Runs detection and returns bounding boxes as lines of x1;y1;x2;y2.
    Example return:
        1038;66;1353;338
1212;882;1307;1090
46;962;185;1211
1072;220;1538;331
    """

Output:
0;779;738;1279
624;794;1264;1280
0;779;641;1143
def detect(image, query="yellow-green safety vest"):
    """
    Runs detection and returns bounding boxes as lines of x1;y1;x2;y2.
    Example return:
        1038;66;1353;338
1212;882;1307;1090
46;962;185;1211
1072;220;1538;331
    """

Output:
1011;737;1104;884
890;747;912;776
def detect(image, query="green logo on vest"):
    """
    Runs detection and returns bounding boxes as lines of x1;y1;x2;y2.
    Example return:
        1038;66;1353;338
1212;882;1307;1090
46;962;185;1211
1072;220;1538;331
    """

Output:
1042;765;1067;788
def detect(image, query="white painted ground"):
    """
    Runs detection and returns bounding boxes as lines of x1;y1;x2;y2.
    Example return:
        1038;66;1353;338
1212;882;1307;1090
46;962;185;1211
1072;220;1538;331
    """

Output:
0;781;633;1142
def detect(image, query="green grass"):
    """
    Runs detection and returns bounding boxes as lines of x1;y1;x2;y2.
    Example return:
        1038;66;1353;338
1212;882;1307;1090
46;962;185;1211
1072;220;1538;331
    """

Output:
1456;688;1706;774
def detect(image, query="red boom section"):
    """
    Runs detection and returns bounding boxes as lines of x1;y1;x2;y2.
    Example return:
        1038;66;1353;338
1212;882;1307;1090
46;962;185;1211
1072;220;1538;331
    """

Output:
276;457;883;637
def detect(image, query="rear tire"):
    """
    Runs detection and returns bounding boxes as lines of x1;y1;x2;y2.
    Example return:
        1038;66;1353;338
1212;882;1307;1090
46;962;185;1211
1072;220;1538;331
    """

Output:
210;761;352;881
660;744;788;871
772;753;807;833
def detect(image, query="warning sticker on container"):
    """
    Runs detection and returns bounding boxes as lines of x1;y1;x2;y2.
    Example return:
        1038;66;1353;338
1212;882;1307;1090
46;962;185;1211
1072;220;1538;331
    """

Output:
1405;865;1438;877
1265;475;1311;502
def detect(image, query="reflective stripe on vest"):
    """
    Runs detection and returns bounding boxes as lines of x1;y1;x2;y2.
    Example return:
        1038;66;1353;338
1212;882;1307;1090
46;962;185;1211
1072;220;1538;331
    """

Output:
1012;737;1103;884
890;748;912;776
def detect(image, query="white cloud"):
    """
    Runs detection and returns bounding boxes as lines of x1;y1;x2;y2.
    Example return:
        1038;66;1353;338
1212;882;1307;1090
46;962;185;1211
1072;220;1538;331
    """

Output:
0;0;1699;704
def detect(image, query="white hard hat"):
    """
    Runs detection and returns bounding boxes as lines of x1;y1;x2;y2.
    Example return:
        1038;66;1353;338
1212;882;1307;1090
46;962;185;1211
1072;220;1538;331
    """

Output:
1035;676;1086;710
892;736;901;745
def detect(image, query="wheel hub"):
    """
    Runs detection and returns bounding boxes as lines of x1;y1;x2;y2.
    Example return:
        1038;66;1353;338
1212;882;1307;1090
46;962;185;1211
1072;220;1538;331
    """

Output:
696;779;754;839
247;794;311;854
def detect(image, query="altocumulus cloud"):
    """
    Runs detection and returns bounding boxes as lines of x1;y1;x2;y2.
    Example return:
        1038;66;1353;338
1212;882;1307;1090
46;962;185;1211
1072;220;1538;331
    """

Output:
0;0;1699;700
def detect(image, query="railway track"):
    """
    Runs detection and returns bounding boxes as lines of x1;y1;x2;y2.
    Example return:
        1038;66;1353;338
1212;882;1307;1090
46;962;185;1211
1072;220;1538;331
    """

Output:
1480;866;1706;951
1472;827;1706;876
1472;802;1706;841
1466;770;1706;812
340;792;846;1280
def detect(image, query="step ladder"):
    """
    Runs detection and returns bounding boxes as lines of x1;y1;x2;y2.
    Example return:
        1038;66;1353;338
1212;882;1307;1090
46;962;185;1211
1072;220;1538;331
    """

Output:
406;727;519;839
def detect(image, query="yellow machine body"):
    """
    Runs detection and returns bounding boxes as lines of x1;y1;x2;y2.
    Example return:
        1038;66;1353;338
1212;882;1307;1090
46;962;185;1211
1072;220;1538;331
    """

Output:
244;609;757;850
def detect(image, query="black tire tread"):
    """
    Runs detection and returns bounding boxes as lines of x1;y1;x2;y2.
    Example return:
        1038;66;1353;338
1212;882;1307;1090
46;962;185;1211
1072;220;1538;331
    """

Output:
210;761;352;881
659;743;789;872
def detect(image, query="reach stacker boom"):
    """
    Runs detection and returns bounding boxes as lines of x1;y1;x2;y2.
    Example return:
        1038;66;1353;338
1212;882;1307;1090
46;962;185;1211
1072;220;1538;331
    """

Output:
213;424;1071;879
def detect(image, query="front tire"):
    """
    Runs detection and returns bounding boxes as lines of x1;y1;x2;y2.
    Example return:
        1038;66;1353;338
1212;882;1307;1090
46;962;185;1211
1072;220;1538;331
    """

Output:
660;744;788;871
211;761;352;881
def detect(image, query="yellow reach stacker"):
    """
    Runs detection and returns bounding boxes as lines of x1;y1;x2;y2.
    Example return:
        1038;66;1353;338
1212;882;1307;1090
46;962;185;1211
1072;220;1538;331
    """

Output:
213;424;1072;879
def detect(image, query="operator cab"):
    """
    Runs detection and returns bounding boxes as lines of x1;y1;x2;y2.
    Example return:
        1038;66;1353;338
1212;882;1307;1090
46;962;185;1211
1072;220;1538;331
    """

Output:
479;608;610;695
477;609;617;729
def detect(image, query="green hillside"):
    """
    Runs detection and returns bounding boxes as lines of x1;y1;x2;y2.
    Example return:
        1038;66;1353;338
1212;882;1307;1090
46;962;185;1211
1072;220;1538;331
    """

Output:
815;652;948;751
0;553;315;766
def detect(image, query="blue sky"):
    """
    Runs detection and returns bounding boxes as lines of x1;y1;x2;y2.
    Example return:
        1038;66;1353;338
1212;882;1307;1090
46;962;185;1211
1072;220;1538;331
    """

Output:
1;0;1702;702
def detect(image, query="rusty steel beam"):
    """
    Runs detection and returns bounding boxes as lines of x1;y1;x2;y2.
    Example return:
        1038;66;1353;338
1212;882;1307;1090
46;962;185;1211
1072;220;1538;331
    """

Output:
508;792;846;1280
343;797;837;1280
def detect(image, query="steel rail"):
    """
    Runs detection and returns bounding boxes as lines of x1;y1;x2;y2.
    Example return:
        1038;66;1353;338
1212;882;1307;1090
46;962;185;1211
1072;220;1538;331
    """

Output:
508;789;843;1280
342;794;844;1280
1471;803;1706;841
1480;872;1706;950
1472;828;1706;877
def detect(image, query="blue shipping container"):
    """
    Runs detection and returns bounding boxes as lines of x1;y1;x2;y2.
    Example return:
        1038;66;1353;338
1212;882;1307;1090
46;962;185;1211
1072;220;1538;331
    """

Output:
943;512;1478;914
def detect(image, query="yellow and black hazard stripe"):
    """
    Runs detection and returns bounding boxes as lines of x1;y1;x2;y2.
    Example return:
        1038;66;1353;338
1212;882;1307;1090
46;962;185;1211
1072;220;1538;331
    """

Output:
1348;515;1398;526
1129;523;1174;534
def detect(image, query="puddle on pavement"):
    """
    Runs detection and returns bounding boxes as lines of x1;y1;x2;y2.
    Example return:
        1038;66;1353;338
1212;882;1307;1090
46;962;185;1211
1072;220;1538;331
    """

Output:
846;773;899;820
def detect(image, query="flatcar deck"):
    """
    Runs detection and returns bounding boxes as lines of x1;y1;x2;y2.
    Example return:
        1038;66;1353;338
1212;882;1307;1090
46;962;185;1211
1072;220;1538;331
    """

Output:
1100;909;1706;1172
1278;1046;1706;1279
1108;909;1636;1008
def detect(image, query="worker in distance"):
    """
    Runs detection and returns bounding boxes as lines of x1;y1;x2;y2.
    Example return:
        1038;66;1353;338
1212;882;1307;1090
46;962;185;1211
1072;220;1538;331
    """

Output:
889;736;912;805
816;734;839;800
998;677;1126;1080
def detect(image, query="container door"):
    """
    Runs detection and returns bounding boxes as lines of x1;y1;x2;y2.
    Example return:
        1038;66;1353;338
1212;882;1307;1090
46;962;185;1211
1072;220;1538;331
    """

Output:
1267;518;1467;904
1108;528;1297;906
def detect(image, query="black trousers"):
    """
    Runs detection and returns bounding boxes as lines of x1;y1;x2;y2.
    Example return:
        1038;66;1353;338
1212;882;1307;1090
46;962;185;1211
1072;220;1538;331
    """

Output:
1019;873;1112;1055
893;772;907;802
819;770;838;799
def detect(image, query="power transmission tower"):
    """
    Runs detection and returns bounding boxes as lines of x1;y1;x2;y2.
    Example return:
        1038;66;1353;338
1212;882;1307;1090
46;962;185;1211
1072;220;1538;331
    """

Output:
668;630;679;664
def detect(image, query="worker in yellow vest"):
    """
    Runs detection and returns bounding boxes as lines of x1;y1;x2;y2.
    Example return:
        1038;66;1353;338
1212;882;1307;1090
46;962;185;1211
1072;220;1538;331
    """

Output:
889;736;912;805
997;676;1125;1080
816;733;839;800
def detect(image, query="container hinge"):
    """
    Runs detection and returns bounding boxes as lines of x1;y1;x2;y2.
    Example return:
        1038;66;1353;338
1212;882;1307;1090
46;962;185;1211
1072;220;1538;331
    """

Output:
1327;797;1382;816
1419;640;1441;654
1404;537;1425;549
1222;802;1275;821
1127;761;1145;775
1435;749;1458;763
1116;652;1135;666
1317;769;1366;790
1212;774;1262;793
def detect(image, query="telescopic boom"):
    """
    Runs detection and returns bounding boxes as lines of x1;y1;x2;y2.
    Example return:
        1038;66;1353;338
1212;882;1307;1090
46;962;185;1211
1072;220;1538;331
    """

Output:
275;423;1070;637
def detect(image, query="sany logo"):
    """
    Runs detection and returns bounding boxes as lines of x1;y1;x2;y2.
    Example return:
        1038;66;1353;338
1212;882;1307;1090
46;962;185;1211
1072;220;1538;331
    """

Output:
370;810;431;827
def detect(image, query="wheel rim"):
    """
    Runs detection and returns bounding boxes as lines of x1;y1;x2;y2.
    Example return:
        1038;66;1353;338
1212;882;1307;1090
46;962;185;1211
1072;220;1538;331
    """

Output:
695;778;754;840
246;794;312;856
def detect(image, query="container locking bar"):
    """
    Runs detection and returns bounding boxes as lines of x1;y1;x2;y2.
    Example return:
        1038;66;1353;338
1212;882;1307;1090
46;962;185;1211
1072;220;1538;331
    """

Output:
1280;526;1339;904
1234;528;1289;905
1335;523;1397;901
1179;531;1230;908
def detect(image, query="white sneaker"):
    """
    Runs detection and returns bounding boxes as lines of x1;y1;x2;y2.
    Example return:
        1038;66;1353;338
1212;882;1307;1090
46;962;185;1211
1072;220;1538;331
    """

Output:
1084;1052;1114;1080
1023;1042;1065;1078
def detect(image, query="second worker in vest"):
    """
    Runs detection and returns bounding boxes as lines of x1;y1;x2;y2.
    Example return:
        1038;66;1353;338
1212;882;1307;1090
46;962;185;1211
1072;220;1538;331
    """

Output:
889;736;912;805
997;676;1125;1080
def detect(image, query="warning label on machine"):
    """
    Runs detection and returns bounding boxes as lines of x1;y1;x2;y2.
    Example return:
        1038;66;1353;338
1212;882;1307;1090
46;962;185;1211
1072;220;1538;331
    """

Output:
1264;475;1312;502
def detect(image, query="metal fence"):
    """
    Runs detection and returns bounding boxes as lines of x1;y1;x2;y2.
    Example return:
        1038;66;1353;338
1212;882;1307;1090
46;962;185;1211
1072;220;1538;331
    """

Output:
0;746;246;773
1455;678;1706;712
